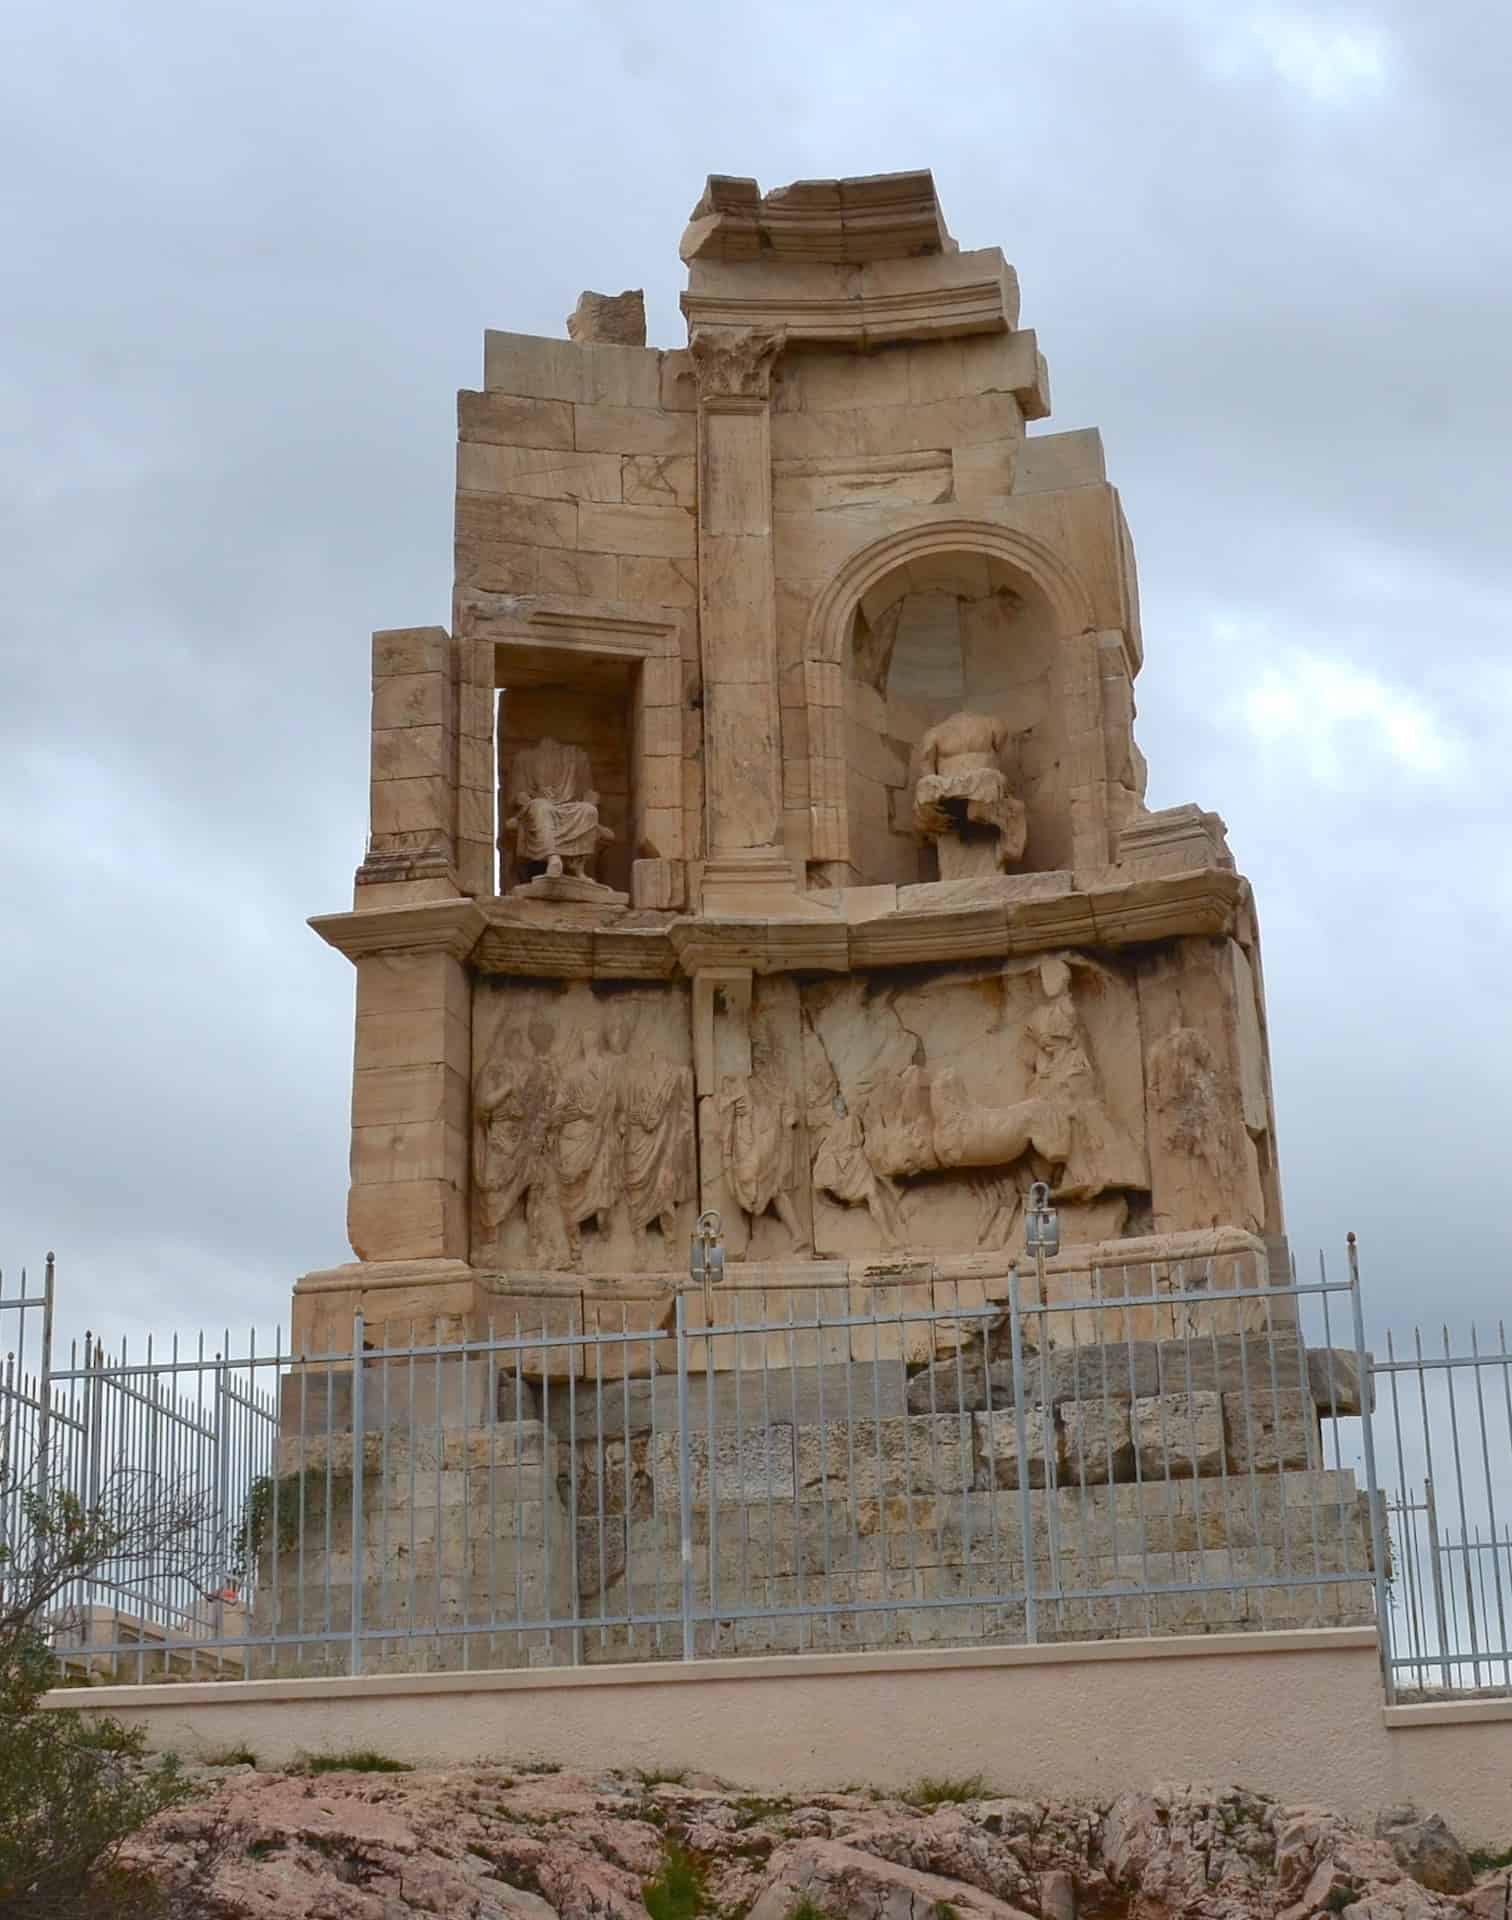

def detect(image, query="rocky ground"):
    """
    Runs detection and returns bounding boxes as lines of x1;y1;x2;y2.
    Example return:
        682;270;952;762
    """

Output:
117;1765;1512;1920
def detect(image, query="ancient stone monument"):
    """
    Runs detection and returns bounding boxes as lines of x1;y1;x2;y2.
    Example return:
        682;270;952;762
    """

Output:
267;171;1371;1671
305;165;1280;1319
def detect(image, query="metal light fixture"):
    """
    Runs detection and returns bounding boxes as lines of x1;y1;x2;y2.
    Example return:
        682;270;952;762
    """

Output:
690;1209;724;1317
1024;1180;1060;1259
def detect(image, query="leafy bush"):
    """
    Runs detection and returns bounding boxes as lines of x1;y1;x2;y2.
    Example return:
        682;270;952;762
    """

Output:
0;1627;190;1917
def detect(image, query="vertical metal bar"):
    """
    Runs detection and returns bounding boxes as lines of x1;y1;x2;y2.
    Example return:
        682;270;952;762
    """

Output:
567;1305;581;1667
1440;1319;1481;1688
1347;1236;1393;1701
1423;1473;1450;1689
460;1331;472;1671
869;1284;891;1645
675;1289;695;1662
1007;1268;1037;1645
35;1252;54;1500
594;1316;607;1655
1468;1326;1509;1687
350;1311;365;1676
511;1315;523;1656
785;1292;804;1652
814;1290;833;1647
704;1289;719;1650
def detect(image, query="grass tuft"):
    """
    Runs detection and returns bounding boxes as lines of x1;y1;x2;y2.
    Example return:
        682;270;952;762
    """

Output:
644;1840;706;1920
300;1749;411;1776
204;1745;258;1769
1470;1846;1512;1876
902;1774;989;1810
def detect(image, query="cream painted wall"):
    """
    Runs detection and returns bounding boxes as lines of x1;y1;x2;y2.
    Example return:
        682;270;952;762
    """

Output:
42;1628;1512;1848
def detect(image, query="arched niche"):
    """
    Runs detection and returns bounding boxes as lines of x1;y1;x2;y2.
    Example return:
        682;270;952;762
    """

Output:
803;522;1104;888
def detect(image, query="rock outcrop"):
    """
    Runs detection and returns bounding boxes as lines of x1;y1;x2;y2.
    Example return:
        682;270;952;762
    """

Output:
116;1768;1508;1920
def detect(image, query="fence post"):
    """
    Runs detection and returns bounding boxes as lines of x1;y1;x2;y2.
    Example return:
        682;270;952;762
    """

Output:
1348;1234;1394;1703
674;1289;695;1663
1422;1476;1451;1690
350;1310;366;1677
1007;1266;1037;1646
213;1351;230;1652
35;1252;55;1503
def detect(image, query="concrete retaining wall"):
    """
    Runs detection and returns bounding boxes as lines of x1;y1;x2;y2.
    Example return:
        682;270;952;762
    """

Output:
42;1627;1512;1848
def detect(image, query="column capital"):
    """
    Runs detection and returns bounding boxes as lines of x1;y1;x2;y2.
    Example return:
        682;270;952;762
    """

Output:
689;324;787;404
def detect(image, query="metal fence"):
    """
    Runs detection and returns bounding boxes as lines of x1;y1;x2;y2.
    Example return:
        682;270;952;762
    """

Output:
1373;1316;1512;1698
1;1247;1402;1684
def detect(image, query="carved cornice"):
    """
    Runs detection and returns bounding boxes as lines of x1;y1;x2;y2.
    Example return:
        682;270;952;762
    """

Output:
309;898;487;964
688;325;786;404
317;868;1250;979
682;278;1015;349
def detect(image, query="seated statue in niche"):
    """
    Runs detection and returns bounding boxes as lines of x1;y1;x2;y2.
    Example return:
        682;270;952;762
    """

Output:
502;736;614;888
912;710;1028;881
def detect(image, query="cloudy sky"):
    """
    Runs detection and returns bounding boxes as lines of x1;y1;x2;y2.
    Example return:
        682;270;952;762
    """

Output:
2;0;1508;1362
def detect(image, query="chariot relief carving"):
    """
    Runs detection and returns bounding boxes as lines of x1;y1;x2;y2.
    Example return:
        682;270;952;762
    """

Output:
802;955;1149;1256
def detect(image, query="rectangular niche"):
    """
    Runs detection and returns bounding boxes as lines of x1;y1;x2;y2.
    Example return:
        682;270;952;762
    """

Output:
496;668;633;896
477;600;690;900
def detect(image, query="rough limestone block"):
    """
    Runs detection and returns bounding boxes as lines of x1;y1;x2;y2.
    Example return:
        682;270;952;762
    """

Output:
1225;1388;1319;1475
1132;1392;1226;1481
1060;1399;1135;1486
974;1408;1058;1490
651;1425;797;1510
794;1416;972;1499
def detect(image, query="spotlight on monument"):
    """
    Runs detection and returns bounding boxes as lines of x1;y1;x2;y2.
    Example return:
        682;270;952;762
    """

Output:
690;1209;725;1313
1024;1181;1059;1260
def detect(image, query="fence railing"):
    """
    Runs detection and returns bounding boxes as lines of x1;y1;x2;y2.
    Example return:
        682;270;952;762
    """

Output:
1373;1320;1512;1697
2;1249;1399;1683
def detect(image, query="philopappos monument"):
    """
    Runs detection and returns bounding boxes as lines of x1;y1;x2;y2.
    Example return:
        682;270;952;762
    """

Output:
265;173;1364;1670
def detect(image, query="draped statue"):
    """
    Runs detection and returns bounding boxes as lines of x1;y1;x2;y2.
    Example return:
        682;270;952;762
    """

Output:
503;737;612;883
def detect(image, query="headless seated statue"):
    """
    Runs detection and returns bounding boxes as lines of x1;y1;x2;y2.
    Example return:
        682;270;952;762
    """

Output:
503;736;614;885
912;710;1027;880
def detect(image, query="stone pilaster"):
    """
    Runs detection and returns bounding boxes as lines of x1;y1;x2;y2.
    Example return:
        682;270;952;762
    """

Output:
689;326;806;913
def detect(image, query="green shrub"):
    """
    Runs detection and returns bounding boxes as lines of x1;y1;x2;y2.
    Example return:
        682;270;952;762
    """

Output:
0;1629;191;1918
902;1774;989;1809
644;1840;706;1920
300;1749;411;1775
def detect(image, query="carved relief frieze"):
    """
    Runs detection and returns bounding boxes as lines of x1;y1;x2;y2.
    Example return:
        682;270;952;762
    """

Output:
472;983;695;1274
801;952;1150;1257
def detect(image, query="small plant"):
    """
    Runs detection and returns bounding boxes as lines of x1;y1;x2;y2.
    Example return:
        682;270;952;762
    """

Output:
644;1840;706;1920
1324;1887;1354;1914
732;1793;795;1828
787;1900;840;1920
203;1744;258;1769
300;1749;411;1776
636;1766;690;1787
246;1838;285;1861
1469;1846;1512;1876
903;1774;989;1809
935;1905;963;1920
